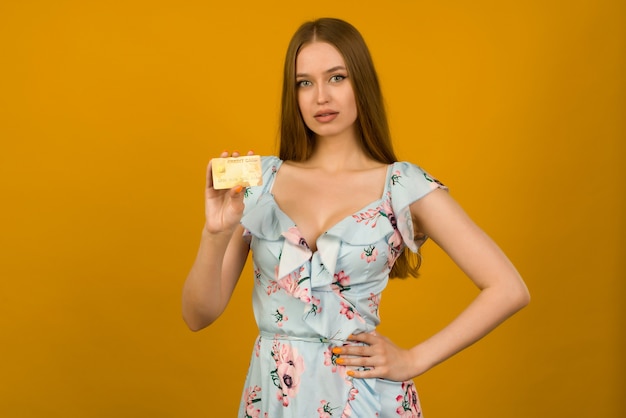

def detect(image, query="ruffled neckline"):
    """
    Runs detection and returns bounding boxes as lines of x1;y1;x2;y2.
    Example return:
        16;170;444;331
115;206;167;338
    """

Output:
241;159;398;285
260;159;395;250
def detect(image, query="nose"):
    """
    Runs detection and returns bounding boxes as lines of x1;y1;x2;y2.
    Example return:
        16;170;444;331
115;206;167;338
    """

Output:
316;84;329;105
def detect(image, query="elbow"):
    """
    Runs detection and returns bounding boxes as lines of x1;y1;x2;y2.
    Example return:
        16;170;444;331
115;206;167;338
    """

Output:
521;288;531;308
182;293;222;331
511;281;531;312
182;309;215;332
184;317;207;332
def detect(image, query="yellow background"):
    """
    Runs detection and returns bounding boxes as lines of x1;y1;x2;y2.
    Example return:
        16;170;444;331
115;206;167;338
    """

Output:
1;1;624;417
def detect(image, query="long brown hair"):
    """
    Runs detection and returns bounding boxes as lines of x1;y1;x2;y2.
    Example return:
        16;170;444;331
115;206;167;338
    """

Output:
279;18;420;278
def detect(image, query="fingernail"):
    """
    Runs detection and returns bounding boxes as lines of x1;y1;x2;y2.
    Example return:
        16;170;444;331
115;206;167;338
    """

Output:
347;334;354;339
234;185;243;193
332;347;342;355
335;358;345;365
347;370;355;377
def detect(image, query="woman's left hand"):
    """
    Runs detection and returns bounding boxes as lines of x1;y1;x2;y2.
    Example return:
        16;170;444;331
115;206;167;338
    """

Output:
334;332;418;381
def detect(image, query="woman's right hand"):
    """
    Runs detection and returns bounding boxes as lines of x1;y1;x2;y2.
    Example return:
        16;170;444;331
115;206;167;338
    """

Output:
204;150;252;235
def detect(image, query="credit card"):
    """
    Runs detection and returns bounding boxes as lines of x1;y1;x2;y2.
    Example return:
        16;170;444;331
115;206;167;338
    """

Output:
211;155;263;190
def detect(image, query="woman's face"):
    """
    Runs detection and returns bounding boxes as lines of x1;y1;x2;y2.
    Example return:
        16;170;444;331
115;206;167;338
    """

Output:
295;42;358;140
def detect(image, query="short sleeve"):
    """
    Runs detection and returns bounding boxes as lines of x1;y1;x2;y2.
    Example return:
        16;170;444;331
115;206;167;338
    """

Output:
242;156;281;215
389;161;447;252
241;156;281;239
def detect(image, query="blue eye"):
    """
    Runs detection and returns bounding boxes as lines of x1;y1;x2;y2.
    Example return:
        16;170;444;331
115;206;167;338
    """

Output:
297;80;312;87
330;75;346;83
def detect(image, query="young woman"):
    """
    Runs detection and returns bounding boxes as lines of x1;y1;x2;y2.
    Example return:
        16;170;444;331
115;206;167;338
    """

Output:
182;18;529;417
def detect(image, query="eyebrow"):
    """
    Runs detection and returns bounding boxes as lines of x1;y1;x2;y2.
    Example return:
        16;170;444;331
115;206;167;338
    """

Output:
296;66;347;78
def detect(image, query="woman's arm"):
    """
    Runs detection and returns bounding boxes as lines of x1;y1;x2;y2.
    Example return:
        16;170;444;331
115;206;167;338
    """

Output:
182;225;249;331
404;188;530;375
336;188;530;380
181;152;251;331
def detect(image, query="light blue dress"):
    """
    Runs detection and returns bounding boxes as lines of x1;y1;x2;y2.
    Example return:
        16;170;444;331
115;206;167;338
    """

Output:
238;156;445;418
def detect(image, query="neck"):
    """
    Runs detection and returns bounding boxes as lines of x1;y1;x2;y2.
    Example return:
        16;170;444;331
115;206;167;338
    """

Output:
305;131;375;172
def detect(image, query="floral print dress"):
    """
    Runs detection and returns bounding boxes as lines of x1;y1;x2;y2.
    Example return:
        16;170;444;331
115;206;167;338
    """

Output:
238;156;446;418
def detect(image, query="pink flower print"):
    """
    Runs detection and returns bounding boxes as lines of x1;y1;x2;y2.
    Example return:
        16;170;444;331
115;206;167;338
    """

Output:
386;238;404;272
271;340;306;407
396;408;416;418
244;385;261;403
404;382;420;413
353;193;395;230
395;381;422;417
386;251;402;272
331;270;351;295
381;199;396;229
254;336;261;358
306;295;322;318
390;170;402;186
267;266;281;295
266;279;280;295
276;390;287;406
367;292;381;316
361;245;378;263
317;400;339;417
276;360;303;405
381;197;404;270
387;229;403;252
339;389;359;417
423;171;445;189
283;226;310;248
272;306;288;327
254;267;262;285
339;301;365;324
340;402;353;418
352;206;384;227
243;385;262;418
277;267;311;303
339;300;356;320
323;346;341;373
335;270;350;287
279;277;310;303
245;405;261;418
347;386;358;401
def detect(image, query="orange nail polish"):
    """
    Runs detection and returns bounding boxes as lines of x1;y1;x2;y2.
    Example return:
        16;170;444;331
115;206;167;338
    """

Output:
335;358;344;365
332;347;342;355
347;370;355;377
234;185;243;193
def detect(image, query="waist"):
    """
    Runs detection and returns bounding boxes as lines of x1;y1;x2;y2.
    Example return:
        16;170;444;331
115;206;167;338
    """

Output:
259;330;346;344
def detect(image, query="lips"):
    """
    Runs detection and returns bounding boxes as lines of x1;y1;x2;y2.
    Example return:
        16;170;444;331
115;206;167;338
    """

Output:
314;110;339;123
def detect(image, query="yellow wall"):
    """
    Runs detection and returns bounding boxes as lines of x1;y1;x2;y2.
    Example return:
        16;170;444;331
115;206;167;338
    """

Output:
1;1;623;416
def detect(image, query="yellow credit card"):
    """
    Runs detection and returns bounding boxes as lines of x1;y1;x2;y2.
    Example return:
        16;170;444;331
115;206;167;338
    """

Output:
211;155;263;190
